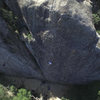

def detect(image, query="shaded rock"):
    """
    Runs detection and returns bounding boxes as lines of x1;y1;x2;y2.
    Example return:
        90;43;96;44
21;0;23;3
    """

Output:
1;0;100;84
2;76;69;98
4;0;26;31
0;16;9;37
16;0;100;84
0;16;43;79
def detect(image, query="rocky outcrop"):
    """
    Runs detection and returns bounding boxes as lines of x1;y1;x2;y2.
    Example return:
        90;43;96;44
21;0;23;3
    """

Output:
0;16;43;79
1;0;100;84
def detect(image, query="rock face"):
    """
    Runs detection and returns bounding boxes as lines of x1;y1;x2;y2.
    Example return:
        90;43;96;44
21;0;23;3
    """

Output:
1;0;100;84
0;16;43;79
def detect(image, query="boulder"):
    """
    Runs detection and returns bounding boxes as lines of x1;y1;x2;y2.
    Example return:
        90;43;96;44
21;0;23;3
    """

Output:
16;0;100;84
1;0;100;84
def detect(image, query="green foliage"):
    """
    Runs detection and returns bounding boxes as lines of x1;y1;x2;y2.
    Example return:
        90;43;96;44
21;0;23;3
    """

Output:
9;86;17;93
27;34;33;40
61;97;70;100
96;30;100;35
13;89;31;100
97;90;100;100
98;90;100;96
93;10;100;23
0;84;31;100
0;84;12;100
0;8;18;31
93;13;100;24
93;8;100;33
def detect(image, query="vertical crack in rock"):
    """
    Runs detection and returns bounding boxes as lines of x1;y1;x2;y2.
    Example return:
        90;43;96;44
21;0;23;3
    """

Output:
1;0;100;84
0;14;44;80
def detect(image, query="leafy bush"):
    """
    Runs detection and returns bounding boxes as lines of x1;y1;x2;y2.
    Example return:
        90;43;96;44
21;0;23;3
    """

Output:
0;8;18;30
96;30;100;35
93;10;100;31
93;10;100;24
27;34;33;40
12;89;31;100
97;90;100;100
0;84;12;100
61;97;70;100
93;13;100;24
0;84;31;100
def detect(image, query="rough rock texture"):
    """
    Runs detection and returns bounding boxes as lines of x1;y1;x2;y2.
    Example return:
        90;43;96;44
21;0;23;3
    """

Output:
17;0;100;84
2;76;69;98
0;16;43;79
1;0;100;84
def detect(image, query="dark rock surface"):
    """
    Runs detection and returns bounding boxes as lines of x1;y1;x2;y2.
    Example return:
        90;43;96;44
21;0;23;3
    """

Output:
1;0;100;84
0;16;43;79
